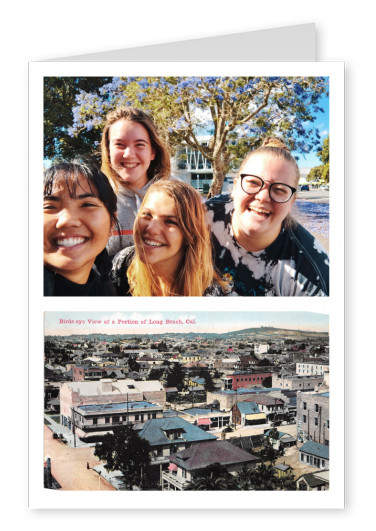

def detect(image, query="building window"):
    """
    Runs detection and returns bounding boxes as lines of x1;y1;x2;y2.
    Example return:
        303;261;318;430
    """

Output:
315;418;318;426
303;415;307;423
303;402;307;410
327;420;329;429
315;404;319;412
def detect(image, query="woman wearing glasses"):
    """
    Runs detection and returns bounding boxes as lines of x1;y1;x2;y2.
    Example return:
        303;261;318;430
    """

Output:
206;137;329;296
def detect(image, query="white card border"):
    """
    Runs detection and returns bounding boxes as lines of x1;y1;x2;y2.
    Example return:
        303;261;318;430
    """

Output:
29;61;344;509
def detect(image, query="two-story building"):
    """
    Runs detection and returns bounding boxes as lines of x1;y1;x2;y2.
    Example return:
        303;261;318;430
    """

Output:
162;440;259;490
72;365;107;381
249;395;286;423
296;362;329;377
221;372;272;391
139;417;217;467
60;378;166;429
71;400;164;441
272;373;324;391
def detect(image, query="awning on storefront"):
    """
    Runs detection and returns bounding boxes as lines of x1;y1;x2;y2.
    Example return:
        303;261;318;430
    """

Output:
198;418;212;425
245;413;267;421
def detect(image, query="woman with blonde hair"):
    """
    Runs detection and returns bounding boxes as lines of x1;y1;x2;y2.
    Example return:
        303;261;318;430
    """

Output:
101;106;171;257
206;137;329;296
111;180;225;296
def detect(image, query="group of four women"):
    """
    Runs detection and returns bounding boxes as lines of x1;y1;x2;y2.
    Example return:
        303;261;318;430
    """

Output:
43;107;329;297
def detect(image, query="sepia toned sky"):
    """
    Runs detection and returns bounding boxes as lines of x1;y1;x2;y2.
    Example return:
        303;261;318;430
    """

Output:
44;311;328;336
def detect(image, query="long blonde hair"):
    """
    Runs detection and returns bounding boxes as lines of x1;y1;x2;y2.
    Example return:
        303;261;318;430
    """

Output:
127;180;222;296
100;107;171;192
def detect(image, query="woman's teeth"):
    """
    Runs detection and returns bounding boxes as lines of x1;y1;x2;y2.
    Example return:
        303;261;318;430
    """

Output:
144;239;164;247
249;206;271;217
55;237;86;247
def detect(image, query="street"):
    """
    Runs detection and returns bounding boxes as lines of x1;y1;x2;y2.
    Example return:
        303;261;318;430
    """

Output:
44;425;115;491
296;189;329;204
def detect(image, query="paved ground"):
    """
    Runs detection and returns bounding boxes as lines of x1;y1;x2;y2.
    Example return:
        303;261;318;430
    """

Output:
296;189;329;204
44;424;115;491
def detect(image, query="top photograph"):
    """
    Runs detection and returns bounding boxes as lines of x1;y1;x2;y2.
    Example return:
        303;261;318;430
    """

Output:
43;75;330;297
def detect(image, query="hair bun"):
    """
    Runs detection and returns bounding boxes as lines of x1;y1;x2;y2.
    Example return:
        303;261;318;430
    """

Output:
262;137;290;151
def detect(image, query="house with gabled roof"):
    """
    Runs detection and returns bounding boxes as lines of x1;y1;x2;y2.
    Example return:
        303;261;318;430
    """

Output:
296;469;329;490
264;429;297;450
249;395;286;423
162;440;259;490
231;401;267;427
138;417;217;464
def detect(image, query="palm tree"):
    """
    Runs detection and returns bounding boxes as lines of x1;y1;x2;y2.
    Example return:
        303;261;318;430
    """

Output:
184;463;237;490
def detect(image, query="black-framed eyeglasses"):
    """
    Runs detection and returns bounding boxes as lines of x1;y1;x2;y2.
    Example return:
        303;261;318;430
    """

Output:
240;174;296;203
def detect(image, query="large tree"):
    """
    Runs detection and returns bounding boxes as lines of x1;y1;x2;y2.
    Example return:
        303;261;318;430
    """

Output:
94;425;151;490
44;77;111;160
50;76;328;197
166;362;186;391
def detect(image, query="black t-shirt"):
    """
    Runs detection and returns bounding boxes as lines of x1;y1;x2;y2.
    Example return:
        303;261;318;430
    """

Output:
44;266;117;296
205;194;329;297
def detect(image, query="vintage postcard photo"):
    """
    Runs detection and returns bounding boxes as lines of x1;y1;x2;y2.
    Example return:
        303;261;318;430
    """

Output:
35;310;343;509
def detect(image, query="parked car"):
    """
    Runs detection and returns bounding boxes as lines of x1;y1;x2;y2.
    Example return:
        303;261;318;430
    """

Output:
300;184;310;191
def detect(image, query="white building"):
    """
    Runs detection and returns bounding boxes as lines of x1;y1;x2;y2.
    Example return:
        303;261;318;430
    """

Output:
296;362;329;377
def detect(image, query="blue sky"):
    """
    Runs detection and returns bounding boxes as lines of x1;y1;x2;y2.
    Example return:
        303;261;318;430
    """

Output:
294;92;329;169
45;311;328;336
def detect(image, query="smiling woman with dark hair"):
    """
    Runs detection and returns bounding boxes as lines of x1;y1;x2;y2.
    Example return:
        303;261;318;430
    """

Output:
43;158;118;296
206;138;329;297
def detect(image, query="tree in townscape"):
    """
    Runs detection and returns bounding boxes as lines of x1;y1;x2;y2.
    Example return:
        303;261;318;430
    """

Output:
184;463;238;490
165;362;186;391
128;355;140;373
236;463;295;491
198;367;215;392
307;135;329;183
256;428;281;465
94;425;151;490
147;367;165;381
49;76;328;197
